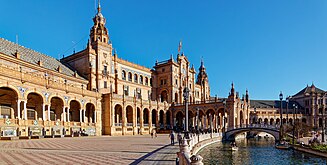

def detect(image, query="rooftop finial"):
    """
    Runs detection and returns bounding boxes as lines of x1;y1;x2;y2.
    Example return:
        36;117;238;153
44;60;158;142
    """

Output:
178;40;182;54
200;56;204;68
97;0;101;13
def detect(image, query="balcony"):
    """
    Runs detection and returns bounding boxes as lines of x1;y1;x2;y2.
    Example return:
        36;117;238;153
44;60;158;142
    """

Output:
0;64;98;98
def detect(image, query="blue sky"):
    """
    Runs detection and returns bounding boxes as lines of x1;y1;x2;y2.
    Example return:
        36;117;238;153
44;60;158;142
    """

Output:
1;0;327;100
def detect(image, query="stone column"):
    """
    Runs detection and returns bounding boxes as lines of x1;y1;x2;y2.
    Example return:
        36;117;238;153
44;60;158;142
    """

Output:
83;109;86;123
191;116;194;128
63;107;66;122
156;111;159;128
163;112;167;128
67;108;70;122
173;117;176;127
48;105;51;121
122;106;126;126
203;116;207;129
23;101;27;120
140;109;144;127
112;109;115;126
94;110;97;123
17;100;21;119
42;104;45;121
149;111;152;126
80;109;83;122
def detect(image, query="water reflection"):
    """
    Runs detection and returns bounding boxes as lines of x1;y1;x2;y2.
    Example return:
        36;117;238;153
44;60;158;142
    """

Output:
198;138;327;165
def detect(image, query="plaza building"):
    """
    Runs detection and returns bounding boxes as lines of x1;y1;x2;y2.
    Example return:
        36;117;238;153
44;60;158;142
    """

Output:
249;84;326;132
0;2;250;138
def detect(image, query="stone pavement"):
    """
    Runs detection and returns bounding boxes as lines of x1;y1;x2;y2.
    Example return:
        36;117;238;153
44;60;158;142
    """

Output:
0;134;179;165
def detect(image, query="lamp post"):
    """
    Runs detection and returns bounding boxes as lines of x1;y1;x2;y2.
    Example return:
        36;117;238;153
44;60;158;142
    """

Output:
196;108;199;133
254;107;257;125
295;104;298;143
322;93;325;143
223;100;227;135
183;87;190;139
286;96;289;125
292;103;296;144
279;92;283;139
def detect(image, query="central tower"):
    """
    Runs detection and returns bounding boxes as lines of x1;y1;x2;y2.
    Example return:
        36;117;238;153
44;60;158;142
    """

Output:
90;1;109;45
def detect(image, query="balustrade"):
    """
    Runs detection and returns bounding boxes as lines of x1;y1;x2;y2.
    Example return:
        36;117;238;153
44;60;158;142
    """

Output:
0;64;97;98
178;133;220;165
115;123;122;127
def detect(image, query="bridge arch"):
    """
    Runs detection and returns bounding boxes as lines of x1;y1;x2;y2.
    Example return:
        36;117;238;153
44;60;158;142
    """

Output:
224;126;280;141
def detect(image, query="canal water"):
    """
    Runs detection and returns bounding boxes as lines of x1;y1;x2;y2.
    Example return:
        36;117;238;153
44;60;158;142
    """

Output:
198;138;327;165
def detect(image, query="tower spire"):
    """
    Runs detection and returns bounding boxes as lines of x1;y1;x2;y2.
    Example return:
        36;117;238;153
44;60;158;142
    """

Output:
200;56;204;68
97;0;101;13
178;40;182;54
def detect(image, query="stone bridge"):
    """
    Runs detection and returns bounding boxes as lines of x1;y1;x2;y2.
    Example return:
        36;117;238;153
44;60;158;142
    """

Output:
224;124;280;141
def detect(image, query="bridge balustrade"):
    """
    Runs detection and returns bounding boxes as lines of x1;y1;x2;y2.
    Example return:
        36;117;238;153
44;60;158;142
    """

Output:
227;124;279;131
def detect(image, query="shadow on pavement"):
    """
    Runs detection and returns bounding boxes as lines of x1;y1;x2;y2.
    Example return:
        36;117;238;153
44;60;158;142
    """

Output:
129;143;176;165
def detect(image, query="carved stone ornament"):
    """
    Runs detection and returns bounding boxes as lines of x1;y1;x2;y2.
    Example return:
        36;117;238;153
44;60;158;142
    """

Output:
33;120;38;125
5;118;11;125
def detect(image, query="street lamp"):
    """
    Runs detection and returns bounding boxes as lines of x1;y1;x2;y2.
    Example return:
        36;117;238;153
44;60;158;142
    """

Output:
279;91;283;139
223;99;227;135
322;93;325;143
254;106;257;125
196;108;199;133
293;104;296;145
286;96;289;125
183;87;190;139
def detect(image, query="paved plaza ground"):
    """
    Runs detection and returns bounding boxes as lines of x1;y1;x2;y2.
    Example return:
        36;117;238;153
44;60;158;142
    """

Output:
0;134;179;165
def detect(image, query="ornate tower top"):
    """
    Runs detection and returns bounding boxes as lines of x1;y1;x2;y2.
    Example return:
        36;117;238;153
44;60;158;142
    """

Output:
196;58;208;85
90;0;109;45
230;82;235;95
94;0;105;25
245;88;249;102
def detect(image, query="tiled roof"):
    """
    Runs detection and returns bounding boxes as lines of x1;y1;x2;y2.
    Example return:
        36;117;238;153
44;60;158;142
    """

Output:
0;38;85;80
293;84;325;97
250;100;302;109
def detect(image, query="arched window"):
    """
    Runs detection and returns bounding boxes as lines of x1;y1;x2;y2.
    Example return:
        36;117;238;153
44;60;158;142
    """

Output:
122;70;126;80
128;72;132;81
161;90;168;102
134;74;138;83
140;75;143;84
145;77;148;85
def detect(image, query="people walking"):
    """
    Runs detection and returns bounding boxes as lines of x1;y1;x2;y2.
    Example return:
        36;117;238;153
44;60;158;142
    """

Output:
152;129;157;138
169;131;175;145
177;132;182;146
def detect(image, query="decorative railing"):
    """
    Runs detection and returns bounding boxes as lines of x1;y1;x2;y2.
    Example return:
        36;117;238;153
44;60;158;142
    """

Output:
143;124;149;127
178;133;220;165
174;99;219;106
227;124;279;132
115;123;122;127
0;64;98;98
126;123;133;127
